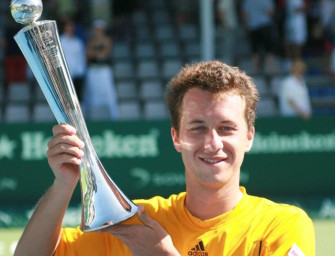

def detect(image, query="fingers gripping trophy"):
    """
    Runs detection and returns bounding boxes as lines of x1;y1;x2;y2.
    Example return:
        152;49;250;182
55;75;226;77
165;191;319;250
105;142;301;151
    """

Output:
10;0;138;231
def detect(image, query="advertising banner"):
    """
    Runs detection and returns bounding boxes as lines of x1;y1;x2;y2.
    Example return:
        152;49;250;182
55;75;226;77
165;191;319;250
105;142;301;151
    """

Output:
0;116;334;225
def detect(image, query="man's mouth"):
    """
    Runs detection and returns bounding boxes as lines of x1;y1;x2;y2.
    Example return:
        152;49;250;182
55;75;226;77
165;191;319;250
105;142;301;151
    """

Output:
201;158;224;164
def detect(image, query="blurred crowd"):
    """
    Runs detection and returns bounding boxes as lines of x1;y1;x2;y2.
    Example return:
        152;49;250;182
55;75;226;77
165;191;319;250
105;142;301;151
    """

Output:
174;0;335;77
0;0;139;120
0;0;334;121
216;0;335;75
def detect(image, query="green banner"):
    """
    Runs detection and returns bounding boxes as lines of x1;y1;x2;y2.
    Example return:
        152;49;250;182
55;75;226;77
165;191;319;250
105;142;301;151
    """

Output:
0;116;334;224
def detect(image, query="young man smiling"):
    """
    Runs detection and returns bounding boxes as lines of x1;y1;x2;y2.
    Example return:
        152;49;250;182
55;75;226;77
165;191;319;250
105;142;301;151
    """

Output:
14;61;315;256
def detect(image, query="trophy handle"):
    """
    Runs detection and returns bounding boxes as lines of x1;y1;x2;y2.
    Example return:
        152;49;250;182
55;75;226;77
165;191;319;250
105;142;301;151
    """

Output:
14;20;138;231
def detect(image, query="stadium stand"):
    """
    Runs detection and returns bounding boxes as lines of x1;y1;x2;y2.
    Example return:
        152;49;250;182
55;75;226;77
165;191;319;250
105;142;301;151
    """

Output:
0;0;334;123
32;103;56;123
4;103;30;123
118;100;141;120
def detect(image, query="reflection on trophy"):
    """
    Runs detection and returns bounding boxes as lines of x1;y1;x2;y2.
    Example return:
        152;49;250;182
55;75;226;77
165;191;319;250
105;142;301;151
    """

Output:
10;0;138;232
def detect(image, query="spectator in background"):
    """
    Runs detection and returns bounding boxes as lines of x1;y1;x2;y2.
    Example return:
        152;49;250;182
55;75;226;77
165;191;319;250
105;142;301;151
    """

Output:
278;59;312;120
283;0;308;71
59;13;88;46
60;19;87;101
4;19;27;87
273;0;288;59
241;0;277;74
217;0;239;65
83;19;119;120
320;0;335;28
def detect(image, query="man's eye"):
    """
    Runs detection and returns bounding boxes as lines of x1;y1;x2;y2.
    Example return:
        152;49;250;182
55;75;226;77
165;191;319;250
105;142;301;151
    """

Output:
191;126;206;131
221;126;233;131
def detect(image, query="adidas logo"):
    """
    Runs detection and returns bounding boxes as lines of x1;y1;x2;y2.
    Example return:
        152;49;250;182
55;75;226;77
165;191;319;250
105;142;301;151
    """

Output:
188;241;209;256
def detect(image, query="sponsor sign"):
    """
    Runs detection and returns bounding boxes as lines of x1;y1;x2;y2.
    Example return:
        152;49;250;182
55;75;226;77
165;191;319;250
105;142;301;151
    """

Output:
0;117;334;221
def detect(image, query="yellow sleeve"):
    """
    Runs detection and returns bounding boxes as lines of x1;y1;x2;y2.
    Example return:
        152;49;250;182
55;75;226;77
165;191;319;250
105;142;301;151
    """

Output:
263;207;315;256
55;227;131;256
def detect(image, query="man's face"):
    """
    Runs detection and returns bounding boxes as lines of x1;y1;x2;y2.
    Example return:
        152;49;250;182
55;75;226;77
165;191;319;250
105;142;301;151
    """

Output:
171;88;254;190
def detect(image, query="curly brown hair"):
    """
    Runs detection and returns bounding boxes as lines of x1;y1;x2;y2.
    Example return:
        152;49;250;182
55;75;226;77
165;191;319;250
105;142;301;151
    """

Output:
165;61;259;132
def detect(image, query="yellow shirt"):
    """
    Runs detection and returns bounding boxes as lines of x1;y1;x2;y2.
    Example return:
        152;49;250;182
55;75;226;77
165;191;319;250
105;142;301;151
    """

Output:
55;187;315;256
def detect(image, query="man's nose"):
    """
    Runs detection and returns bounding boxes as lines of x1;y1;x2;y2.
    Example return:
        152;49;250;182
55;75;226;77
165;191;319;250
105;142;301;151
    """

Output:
204;130;223;152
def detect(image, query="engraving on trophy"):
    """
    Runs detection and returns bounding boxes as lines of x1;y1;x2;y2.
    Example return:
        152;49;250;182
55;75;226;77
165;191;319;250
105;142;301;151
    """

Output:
41;30;61;67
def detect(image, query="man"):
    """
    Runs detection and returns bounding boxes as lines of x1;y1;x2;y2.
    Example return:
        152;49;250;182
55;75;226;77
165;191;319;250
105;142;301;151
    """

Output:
14;61;315;256
217;0;239;65
60;19;86;101
284;0;308;67
278;59;312;120
84;19;119;120
241;0;277;74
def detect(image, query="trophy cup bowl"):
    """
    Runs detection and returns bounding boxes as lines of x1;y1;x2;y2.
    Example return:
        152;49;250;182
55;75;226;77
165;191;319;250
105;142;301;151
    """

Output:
10;0;138;232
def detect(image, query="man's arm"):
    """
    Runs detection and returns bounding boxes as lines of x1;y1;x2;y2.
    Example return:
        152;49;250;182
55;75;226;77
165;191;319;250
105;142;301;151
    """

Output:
14;124;84;256
14;181;76;256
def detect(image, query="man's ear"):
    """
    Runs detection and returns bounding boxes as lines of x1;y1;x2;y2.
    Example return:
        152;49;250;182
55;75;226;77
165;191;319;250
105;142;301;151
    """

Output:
245;126;255;153
171;127;181;153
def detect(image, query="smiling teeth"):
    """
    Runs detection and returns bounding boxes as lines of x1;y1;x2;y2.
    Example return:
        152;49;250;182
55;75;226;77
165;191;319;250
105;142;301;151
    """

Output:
203;158;221;163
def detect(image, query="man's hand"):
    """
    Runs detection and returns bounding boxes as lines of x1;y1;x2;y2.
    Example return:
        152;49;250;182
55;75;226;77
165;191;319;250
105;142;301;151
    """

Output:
47;124;84;187
101;205;180;256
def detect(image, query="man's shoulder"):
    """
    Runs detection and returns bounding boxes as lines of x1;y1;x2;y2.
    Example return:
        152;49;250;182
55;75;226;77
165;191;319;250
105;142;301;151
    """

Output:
248;194;311;223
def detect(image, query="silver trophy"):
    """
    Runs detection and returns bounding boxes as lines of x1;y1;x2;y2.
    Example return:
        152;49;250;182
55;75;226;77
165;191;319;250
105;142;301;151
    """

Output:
10;0;137;232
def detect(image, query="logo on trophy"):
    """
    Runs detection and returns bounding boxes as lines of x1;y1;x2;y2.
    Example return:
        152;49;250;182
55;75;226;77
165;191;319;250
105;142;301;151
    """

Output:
10;0;138;232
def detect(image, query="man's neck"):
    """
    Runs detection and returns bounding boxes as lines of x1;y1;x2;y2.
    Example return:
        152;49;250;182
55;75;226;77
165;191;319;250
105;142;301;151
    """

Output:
185;184;243;221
